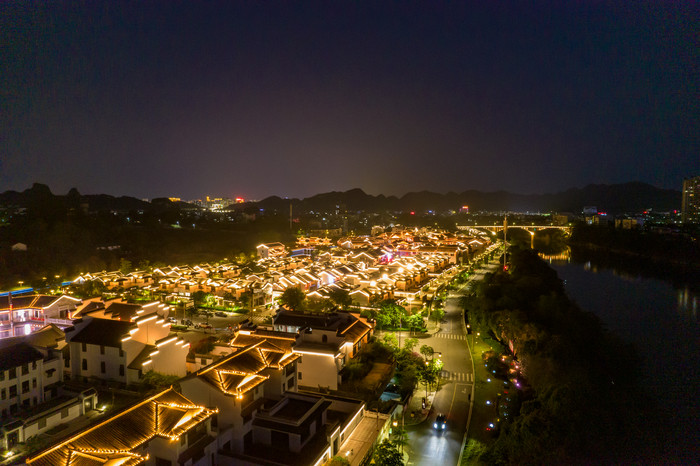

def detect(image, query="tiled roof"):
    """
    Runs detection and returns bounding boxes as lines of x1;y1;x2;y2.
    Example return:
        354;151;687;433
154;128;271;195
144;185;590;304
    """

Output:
104;302;142;320
26;388;217;466
0;294;73;311
65;317;135;347
195;342;300;397
20;324;65;349
73;300;105;318
0;342;43;372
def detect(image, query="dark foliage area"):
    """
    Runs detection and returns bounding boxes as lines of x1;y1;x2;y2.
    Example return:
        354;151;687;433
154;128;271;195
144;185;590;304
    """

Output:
0;184;293;289
466;247;665;464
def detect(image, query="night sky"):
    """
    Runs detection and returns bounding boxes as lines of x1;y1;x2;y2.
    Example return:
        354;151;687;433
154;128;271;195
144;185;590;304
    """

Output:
2;1;698;200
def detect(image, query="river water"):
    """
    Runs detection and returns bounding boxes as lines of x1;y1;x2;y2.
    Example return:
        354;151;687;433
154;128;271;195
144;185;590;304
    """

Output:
544;250;699;460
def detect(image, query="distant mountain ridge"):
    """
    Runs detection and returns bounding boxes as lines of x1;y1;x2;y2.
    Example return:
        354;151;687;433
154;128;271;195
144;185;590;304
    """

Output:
255;182;681;214
0;183;194;213
0;182;681;215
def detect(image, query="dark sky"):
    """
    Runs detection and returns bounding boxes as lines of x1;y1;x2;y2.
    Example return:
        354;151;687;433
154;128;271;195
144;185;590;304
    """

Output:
1;1;698;200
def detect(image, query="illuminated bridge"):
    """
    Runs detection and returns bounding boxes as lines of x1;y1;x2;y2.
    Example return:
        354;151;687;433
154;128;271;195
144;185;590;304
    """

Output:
456;224;572;236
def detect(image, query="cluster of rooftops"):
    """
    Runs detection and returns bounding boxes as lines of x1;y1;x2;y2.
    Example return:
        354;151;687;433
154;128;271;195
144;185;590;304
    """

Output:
72;228;489;308
0;293;377;465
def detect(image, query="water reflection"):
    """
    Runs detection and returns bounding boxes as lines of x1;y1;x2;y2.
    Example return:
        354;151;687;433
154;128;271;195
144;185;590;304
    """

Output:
538;246;571;263
678;287;698;321
551;258;699;460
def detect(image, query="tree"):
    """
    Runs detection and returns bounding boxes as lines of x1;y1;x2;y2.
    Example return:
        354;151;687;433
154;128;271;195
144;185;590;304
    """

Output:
382;333;398;351
403;337;418;352
279;287;306;311
378;300;408;329
119;258;133;274
306;295;333;313
328;288;353;310
141;370;181;391
420;344;434;360
406;313;424;333
325;456;350;466
238;290;253;310
192;290;207;305
373;439;403;465
431;307;445;324
419;359;441;397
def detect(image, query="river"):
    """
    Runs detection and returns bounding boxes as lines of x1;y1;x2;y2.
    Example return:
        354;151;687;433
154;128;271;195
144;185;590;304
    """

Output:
543;249;699;461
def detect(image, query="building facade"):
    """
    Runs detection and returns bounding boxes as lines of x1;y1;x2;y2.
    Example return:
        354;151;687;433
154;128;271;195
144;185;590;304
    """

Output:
682;175;700;224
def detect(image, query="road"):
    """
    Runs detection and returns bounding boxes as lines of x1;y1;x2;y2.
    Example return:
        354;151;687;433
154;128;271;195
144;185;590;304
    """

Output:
405;251;500;465
404;293;472;465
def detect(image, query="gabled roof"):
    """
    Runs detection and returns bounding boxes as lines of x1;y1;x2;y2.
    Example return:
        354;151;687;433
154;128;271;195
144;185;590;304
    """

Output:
231;329;297;354
0;294;81;312
14;324;65;349
65;317;135;347
0;342;43;372
72;299;105;318
104;302;142;320
194;342;300;398
26;388;217;466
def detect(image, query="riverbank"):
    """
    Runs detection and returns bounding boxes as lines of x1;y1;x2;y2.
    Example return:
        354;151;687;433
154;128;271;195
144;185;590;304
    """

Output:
459;246;665;463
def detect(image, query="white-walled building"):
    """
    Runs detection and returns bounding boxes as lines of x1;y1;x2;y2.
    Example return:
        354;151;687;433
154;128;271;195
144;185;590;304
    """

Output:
0;325;98;451
64;313;189;385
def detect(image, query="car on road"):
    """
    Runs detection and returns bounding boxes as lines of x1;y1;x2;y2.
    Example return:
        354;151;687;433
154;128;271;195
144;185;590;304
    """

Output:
181;319;193;327
168;317;177;324
214;311;227;317
433;413;447;431
195;323;213;330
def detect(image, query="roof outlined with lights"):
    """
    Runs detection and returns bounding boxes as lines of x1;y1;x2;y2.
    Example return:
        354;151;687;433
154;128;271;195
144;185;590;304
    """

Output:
194;341;300;398
26;388;216;466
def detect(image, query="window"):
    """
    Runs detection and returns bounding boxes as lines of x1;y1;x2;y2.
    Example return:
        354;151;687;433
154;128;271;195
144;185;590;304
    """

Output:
1;389;5;400
32;361;36;370
298;372;302;380
64;357;69;368
21;381;29;394
8;368;15;379
119;349;124;358
101;362;106;374
322;334;328;343
119;365;124;376
82;359;87;371
9;386;17;397
32;379;36;388
0;371;4;381
21;364;28;376
82;343;87;352
100;345;105;355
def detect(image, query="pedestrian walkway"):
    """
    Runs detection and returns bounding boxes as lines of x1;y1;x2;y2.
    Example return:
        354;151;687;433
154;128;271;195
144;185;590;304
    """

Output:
447;371;473;382
433;332;466;340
